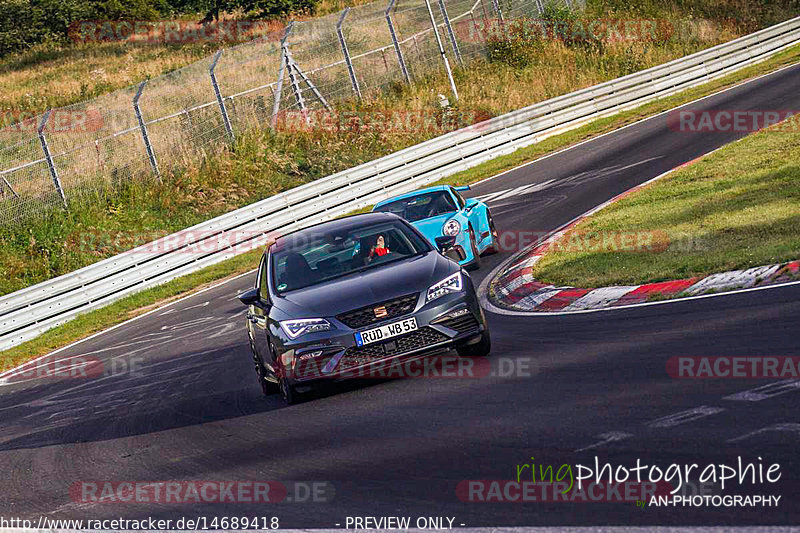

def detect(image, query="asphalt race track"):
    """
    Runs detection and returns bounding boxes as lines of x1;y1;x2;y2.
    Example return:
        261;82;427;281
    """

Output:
2;63;800;529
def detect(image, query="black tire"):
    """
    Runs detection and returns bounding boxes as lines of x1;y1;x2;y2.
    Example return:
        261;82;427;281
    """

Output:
466;226;481;271
279;376;299;405
484;212;499;255
254;353;278;397
457;329;491;357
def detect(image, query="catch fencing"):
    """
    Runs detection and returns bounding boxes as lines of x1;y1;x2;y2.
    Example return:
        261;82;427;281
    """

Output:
0;0;580;225
0;16;798;354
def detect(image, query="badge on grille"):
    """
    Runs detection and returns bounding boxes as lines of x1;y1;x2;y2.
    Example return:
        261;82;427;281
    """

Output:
374;306;388;318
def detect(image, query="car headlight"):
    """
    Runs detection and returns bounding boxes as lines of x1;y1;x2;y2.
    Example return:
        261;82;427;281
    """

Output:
426;272;463;303
442;218;461;237
280;318;332;339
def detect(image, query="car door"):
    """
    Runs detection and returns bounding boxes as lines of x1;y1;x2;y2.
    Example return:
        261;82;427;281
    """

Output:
250;254;272;364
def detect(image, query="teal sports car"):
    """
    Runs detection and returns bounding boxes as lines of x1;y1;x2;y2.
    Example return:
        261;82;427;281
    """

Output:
372;185;498;270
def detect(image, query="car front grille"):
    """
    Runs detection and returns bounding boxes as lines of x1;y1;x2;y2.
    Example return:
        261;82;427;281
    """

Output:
436;313;480;334
336;293;419;329
341;327;449;369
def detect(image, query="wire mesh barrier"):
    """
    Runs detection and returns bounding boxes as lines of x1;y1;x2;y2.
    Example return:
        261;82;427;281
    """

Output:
0;16;798;352
0;0;581;226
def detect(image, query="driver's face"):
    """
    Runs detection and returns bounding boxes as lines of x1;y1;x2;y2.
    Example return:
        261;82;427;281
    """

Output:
376;236;385;248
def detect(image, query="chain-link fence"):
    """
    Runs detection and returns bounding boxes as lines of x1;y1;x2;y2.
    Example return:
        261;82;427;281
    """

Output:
0;0;582;226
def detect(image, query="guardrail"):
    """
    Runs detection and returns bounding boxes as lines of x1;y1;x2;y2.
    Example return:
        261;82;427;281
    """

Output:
2;16;800;352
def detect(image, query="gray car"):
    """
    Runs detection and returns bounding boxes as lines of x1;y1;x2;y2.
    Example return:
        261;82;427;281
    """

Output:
239;212;491;404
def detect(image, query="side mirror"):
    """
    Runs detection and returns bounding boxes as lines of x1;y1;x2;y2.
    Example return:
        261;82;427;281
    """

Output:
435;235;457;253
455;185;471;192
434;236;466;262
239;288;266;308
464;198;479;211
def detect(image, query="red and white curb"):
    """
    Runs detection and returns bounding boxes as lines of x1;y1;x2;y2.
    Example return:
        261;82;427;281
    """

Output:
490;259;799;313
484;153;800;314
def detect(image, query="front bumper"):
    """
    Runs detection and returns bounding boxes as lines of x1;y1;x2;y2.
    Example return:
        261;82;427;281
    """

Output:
278;283;485;384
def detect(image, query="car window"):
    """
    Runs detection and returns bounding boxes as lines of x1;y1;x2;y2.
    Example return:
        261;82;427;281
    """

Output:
258;255;270;302
272;220;430;293
374;191;457;222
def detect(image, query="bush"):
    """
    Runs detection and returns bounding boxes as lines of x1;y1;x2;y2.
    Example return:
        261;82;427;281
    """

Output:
0;0;166;56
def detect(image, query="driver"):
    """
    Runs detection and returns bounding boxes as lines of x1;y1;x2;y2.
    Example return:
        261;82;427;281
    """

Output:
367;234;390;262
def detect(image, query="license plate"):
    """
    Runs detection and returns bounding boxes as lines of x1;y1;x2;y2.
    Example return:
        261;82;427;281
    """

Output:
355;317;418;346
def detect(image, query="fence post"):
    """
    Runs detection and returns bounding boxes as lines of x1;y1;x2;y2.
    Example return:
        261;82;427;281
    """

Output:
1;175;18;199
337;8;362;99
424;0;459;101
133;80;160;180
285;48;332;111
37;110;67;209
286;55;308;117
209;49;235;145
385;0;411;84
491;0;504;21
438;0;463;66
271;22;294;130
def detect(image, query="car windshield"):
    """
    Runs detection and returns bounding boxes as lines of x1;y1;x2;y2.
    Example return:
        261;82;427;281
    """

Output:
374;191;457;222
271;219;431;293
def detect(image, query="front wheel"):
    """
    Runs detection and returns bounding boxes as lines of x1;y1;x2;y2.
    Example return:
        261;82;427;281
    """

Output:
465;226;481;271
254;353;278;397
457;329;491;357
484;212;499;255
280;376;299;405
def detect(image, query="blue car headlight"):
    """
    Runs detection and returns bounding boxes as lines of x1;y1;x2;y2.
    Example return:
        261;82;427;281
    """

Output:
280;318;332;339
442;218;461;237
426;272;463;303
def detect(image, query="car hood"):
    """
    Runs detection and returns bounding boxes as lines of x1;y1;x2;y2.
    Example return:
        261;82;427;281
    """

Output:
411;212;459;240
275;251;457;319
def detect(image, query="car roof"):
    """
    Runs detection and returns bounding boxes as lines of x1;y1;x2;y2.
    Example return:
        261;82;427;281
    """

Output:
274;211;402;247
372;185;453;209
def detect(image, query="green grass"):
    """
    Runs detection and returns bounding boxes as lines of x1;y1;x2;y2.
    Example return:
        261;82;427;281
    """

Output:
529;116;800;288
3;45;800;371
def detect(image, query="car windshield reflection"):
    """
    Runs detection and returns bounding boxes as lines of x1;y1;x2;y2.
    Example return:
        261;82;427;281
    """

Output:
272;220;431;293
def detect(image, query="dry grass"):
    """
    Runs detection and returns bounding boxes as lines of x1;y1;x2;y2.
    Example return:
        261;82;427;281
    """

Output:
0;0;372;114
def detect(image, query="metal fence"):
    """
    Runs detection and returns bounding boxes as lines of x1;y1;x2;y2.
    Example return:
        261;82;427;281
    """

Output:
1;15;798;354
0;0;581;226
